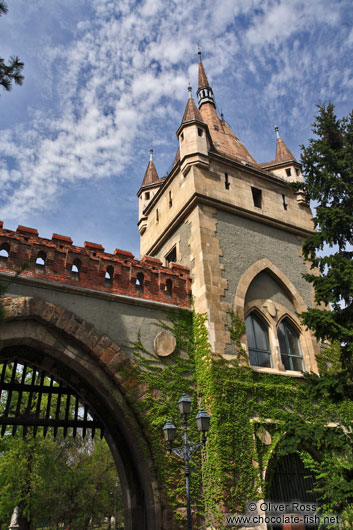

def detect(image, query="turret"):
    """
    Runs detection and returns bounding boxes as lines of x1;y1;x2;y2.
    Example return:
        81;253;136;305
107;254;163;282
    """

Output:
137;149;163;235
176;86;211;175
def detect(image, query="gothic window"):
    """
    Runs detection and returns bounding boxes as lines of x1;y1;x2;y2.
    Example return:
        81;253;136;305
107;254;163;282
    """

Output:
0;242;10;262
245;313;272;368
278;319;304;372
165;279;172;297
105;265;114;285
35;251;46;273
286;168;291;177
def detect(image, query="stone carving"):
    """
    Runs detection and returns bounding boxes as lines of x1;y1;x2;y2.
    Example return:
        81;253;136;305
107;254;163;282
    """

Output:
264;299;277;318
154;330;176;357
9;506;20;529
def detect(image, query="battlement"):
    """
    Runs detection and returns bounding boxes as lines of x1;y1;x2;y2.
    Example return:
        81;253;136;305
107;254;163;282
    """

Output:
0;222;191;308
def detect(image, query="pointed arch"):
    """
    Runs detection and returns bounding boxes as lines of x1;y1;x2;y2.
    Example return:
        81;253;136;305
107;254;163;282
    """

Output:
0;296;162;529
234;258;308;319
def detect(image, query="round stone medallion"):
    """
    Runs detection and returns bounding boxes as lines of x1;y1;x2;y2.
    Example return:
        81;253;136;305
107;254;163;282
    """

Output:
154;330;177;357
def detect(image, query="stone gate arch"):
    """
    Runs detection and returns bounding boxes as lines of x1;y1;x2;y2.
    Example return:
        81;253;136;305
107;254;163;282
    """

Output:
0;296;162;530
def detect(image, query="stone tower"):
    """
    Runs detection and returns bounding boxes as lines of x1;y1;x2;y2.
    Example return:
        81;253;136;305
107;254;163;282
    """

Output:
138;52;319;375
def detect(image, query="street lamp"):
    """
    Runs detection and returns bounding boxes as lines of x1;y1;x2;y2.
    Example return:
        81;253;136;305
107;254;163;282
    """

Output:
162;392;211;530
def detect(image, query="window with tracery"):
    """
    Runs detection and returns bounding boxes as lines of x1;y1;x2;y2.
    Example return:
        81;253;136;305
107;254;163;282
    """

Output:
245;313;272;368
278;319;304;372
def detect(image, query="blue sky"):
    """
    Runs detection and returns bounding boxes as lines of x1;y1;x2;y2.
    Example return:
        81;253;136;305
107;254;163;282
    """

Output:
1;0;353;258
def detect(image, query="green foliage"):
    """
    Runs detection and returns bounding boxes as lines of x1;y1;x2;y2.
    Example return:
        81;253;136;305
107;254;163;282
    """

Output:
293;104;353;368
127;310;204;527
0;1;24;92
0;2;8;16
0;435;121;529
129;310;353;529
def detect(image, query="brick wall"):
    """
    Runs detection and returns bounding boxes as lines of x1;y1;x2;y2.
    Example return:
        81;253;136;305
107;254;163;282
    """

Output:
0;222;191;308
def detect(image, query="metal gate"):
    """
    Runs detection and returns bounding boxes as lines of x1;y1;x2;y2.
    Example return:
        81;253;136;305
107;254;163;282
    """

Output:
0;359;104;438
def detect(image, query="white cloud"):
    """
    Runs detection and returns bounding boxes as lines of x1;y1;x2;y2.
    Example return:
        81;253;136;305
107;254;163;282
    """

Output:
0;0;352;224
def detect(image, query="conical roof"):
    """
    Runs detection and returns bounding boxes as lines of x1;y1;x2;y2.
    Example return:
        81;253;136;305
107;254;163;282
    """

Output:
141;149;159;187
194;52;258;166
181;95;203;123
198;51;210;88
275;127;296;162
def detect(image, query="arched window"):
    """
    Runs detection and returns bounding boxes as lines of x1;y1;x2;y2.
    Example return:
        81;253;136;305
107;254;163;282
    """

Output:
245;313;272;368
35;251;46;272
105;265;114;285
0;242;10;262
278;319;304;372
136;272;144;292
71;259;81;280
165;279;172;297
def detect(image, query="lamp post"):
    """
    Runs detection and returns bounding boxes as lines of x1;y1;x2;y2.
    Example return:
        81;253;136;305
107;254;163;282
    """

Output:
162;392;211;530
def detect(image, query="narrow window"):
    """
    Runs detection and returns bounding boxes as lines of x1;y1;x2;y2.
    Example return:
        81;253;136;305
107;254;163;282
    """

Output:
282;194;288;210
145;192;150;200
35;251;46;273
198;128;203;137
245;313;272;368
251;187;262;208
0;243;10;262
165;279;172;297
225;173;230;190
136;272;144;292
71;259;81;280
180;132;184;141
169;191;172;207
277;320;304;372
165;246;177;266
295;168;300;177
105;265;114;285
286;168;291;177
156;209;159;223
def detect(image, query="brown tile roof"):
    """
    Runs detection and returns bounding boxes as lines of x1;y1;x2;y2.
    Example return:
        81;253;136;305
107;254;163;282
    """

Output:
198;59;210;88
275;137;296;162
200;103;259;166
181;96;203;123
141;159;159;187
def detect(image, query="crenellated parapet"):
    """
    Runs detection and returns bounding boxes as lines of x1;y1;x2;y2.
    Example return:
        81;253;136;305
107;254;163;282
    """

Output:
0;221;191;308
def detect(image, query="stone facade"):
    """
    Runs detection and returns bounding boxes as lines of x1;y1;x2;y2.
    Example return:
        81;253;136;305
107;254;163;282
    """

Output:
0;54;325;530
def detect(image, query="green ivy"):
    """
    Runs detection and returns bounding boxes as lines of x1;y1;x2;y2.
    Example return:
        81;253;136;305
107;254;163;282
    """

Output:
126;310;353;529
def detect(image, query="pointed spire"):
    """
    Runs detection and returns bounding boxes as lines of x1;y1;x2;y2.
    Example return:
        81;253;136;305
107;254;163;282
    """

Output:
141;147;159;187
196;50;215;109
198;49;210;89
181;86;203;124
274;126;296;162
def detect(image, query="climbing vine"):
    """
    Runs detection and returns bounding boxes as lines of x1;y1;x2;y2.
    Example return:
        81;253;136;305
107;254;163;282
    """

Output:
125;310;353;529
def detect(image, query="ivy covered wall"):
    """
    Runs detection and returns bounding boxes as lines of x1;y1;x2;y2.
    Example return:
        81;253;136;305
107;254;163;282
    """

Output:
125;310;353;530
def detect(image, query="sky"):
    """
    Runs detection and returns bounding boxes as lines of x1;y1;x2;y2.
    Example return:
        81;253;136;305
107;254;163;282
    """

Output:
0;0;352;258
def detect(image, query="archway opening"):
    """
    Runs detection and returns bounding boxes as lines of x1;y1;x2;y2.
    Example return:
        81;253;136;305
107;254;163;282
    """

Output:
266;452;321;530
0;342;155;530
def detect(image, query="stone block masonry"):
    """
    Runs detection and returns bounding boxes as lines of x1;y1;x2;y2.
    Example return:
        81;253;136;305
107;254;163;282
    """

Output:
0;222;191;308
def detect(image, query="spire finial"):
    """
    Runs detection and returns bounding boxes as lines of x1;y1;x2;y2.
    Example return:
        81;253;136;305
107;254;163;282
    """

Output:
275;125;280;139
149;147;153;161
188;84;192;99
198;44;201;63
221;109;224;121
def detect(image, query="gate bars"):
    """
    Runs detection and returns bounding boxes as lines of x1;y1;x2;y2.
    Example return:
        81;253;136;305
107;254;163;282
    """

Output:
0;360;104;438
